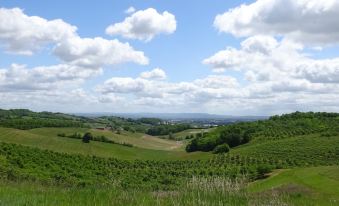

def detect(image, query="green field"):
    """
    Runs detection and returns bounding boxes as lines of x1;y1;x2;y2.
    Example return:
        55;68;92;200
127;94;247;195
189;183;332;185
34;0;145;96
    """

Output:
249;166;339;205
157;128;213;140
0;127;210;160
30;127;183;151
0;166;337;206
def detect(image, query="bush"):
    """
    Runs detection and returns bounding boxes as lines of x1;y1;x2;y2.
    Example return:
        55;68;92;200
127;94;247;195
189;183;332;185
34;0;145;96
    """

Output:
257;164;272;179
213;144;230;154
82;132;93;143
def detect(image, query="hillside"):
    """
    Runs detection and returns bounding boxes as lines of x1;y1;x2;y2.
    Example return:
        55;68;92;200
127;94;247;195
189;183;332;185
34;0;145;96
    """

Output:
186;112;339;153
0;111;338;205
0;127;208;160
249;166;339;205
0;109;88;129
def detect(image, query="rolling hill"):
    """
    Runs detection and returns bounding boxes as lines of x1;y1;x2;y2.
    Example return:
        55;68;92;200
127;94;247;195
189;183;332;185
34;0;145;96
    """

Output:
0;110;338;205
0;127;210;160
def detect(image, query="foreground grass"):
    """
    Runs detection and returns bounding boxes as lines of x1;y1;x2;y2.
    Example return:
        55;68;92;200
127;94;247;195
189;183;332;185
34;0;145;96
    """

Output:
0;177;286;206
249;166;339;206
0;127;211;160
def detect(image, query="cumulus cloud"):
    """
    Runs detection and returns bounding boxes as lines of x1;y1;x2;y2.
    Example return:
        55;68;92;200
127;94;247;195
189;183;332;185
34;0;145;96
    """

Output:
204;35;339;85
0;7;149;68
203;35;304;80
125;7;136;14
0;64;101;92
202;35;339;111
54;36;149;68
0;7;152;113
214;0;339;45
96;72;242;104
295;59;339;84
106;8;176;41
139;68;167;80
0;8;76;55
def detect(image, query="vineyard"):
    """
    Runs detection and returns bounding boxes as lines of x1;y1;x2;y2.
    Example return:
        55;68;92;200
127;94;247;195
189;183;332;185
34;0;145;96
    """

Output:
186;112;339;152
0;139;338;190
0;142;273;189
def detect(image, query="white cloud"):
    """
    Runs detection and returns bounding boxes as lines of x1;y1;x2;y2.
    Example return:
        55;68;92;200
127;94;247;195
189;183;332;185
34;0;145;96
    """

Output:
106;8;176;41
98;77;146;94
0;7;149;68
125;7;136;14
54;36;149;68
140;68;167;80
203;35;339;86
295;59;339;83
214;0;339;45
96;72;242;104
203;36;304;80
202;35;339;113
0;8;76;55
193;75;238;89
0;64;101;92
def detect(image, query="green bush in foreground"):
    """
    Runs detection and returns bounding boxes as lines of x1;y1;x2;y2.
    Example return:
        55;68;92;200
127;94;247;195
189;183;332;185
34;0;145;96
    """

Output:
213;143;230;154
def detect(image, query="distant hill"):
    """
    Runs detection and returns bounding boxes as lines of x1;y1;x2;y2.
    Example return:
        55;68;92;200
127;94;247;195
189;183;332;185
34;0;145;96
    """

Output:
0;109;88;129
75;112;268;121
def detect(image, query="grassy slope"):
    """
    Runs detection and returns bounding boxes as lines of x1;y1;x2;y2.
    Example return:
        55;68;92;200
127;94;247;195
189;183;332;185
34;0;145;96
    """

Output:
249;166;339;206
0;127;211;160
157;128;213;140
29;127;182;151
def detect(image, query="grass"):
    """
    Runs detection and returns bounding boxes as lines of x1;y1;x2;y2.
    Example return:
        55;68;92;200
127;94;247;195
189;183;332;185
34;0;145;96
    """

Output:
30;127;182;151
0;177;279;206
157;128;213;140
0;127;211;161
2;169;336;206
249;166;339;206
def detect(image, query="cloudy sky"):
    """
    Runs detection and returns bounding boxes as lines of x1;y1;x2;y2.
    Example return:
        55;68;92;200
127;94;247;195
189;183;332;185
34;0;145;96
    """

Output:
1;0;339;115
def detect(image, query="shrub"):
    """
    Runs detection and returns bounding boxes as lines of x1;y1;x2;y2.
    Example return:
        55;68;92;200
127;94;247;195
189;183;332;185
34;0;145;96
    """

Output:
257;164;272;179
82;132;93;143
213;144;230;154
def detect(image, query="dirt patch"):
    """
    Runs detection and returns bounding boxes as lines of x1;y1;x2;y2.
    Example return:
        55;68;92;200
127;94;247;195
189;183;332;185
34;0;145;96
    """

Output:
256;183;313;197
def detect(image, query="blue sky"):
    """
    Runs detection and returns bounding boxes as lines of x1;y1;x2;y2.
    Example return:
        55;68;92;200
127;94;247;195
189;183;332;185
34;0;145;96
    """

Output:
0;0;247;81
1;0;339;115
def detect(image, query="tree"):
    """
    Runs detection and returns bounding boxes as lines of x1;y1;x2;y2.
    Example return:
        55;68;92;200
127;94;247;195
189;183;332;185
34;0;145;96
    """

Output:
82;132;93;143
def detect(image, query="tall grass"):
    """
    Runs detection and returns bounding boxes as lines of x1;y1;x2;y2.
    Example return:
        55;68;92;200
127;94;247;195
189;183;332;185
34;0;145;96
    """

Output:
0;177;294;206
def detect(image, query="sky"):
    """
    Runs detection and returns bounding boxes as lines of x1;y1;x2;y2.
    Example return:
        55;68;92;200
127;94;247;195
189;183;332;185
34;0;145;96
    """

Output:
1;0;339;115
